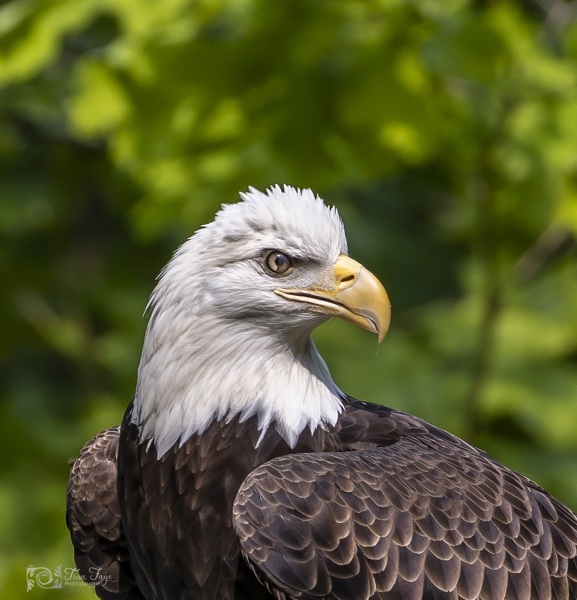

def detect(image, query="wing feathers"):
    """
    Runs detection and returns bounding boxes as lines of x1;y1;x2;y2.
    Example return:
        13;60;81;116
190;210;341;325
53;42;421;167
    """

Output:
234;415;577;600
69;404;577;600
66;427;143;600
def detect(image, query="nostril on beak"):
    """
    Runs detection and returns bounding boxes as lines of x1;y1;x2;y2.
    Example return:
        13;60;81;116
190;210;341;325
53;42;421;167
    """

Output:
339;273;356;284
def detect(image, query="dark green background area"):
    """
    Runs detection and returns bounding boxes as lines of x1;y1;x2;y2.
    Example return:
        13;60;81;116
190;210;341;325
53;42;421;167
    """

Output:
1;1;577;597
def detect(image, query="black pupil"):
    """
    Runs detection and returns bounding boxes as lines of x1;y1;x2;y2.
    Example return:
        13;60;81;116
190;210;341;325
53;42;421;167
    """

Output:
270;252;290;273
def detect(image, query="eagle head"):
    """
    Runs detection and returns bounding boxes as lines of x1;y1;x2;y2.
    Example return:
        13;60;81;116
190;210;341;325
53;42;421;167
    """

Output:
133;186;390;455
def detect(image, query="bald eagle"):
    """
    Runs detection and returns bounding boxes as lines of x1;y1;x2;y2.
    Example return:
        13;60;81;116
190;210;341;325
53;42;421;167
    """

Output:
67;186;577;600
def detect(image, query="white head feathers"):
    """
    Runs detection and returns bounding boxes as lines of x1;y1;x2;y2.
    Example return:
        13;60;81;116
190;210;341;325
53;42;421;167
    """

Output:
133;185;348;457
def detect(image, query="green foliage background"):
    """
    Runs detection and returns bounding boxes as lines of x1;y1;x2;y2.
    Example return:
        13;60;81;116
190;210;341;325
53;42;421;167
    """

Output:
2;0;577;597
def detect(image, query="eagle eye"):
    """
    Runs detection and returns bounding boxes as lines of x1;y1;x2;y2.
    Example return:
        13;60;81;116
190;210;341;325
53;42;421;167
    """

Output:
263;250;293;276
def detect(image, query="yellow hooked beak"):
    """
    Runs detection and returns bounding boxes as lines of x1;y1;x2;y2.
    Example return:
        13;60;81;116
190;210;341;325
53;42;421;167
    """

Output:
275;255;391;342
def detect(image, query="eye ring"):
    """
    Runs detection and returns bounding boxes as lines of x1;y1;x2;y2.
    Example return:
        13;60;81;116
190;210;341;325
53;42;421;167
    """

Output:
262;250;293;276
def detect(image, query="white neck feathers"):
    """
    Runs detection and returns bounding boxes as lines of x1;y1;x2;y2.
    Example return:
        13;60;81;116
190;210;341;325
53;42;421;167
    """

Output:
132;311;344;458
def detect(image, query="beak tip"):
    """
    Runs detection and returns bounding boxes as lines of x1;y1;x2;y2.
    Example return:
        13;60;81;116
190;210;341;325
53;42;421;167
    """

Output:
376;319;390;343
